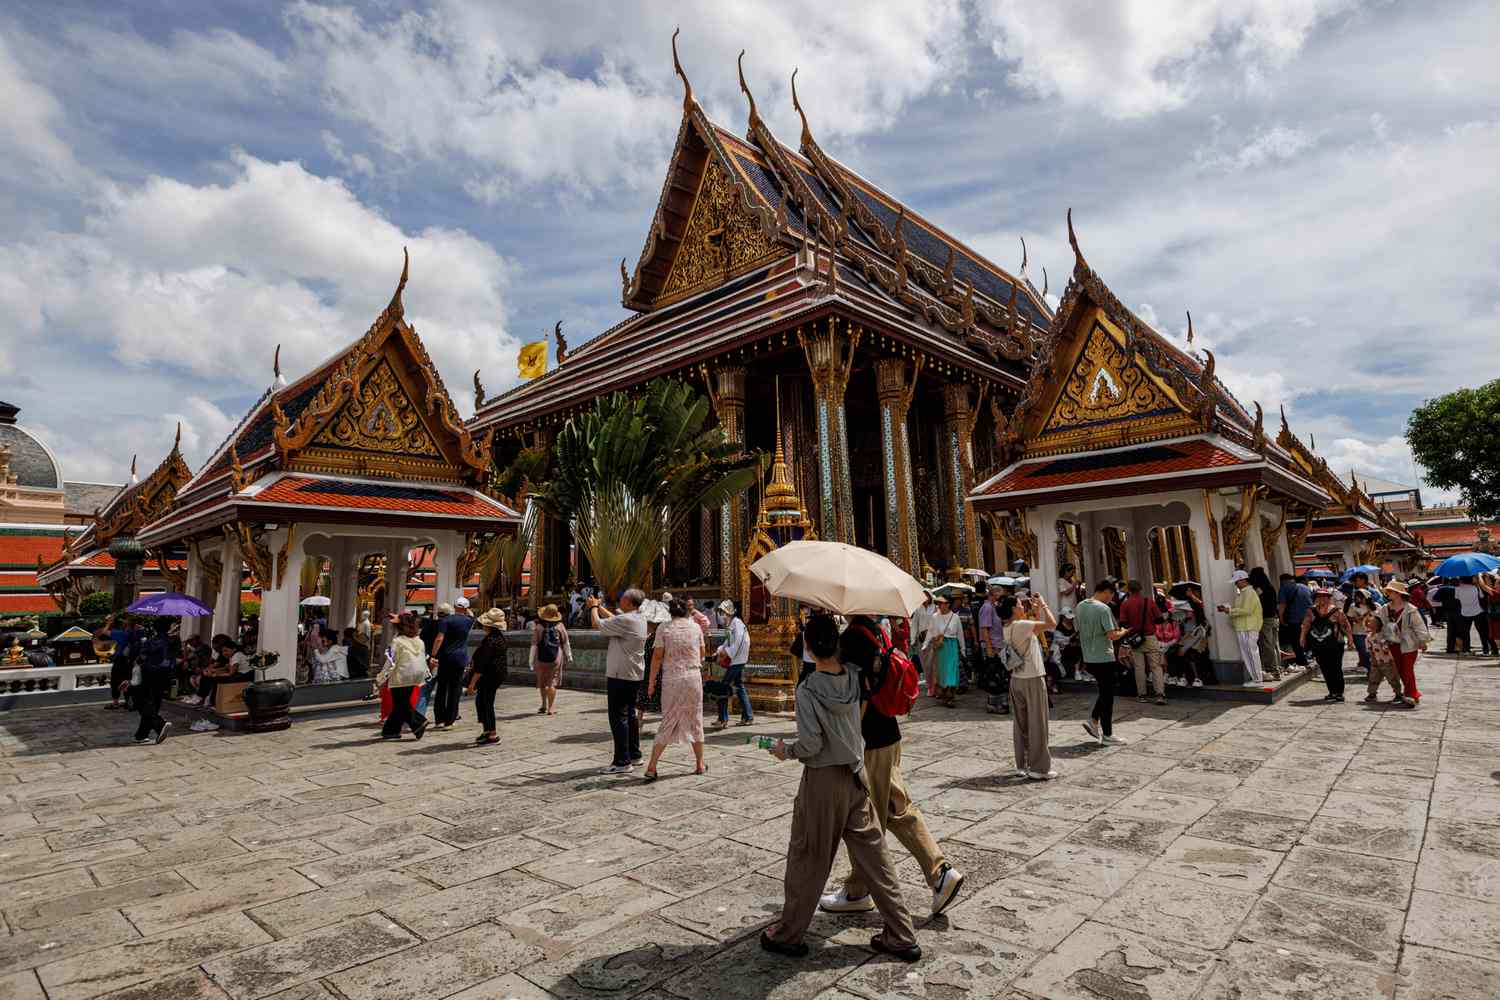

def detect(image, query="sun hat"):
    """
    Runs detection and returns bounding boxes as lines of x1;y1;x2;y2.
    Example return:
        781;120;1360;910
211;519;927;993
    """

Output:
717;598;736;615
1383;580;1409;596
1230;570;1249;583
538;604;562;623
454;596;470;609
477;607;507;630
436;602;454;615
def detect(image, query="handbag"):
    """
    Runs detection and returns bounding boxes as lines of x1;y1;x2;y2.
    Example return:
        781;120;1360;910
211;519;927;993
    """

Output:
716;649;731;670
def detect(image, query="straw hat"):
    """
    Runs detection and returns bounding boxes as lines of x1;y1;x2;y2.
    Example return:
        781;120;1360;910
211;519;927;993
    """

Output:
477;608;508;630
436;602;454;615
538;604;562;623
1382;580;1409;597
717;598;737;616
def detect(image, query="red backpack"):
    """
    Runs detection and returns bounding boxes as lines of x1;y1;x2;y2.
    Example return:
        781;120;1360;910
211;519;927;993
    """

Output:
856;623;920;717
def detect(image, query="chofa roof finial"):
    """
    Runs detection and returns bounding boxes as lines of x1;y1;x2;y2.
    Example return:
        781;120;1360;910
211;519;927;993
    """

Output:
388;246;409;317
1019;235;1029;277
737;50;758;124
273;343;285;387
1042;266;1049;299
671;28;694;110
791;67;812;147
1066;208;1086;271
130;454;138;484
1186;310;1194;346
173;421;181;451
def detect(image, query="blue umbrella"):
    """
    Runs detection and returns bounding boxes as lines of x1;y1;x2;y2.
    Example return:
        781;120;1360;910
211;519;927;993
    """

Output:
126;592;213;616
1340;564;1382;582
1305;569;1337;580
1432;552;1500;578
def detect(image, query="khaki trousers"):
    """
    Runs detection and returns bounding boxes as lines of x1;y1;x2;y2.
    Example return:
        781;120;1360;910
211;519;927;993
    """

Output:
843;742;945;897
1366;647;1403;698
772;764;917;949
1129;637;1165;696
1010;674;1052;774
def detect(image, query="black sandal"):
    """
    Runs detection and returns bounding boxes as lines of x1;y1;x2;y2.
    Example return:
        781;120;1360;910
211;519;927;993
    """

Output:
642;771;659;783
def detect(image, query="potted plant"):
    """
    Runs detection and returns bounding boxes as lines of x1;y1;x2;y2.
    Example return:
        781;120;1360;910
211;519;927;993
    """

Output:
243;651;293;731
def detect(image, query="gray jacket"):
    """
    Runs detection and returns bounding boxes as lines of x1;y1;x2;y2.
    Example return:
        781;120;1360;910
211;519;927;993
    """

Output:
788;665;864;773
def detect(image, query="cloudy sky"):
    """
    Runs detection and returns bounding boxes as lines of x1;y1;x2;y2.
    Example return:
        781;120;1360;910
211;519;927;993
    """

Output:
2;0;1495;500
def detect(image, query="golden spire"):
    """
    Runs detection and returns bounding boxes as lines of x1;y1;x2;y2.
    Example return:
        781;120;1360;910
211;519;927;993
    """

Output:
764;377;801;514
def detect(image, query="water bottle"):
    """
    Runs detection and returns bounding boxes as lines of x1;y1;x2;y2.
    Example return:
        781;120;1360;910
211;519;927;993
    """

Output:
745;734;776;750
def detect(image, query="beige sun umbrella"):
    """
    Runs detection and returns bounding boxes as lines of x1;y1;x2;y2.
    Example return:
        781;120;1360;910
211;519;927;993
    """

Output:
749;540;927;617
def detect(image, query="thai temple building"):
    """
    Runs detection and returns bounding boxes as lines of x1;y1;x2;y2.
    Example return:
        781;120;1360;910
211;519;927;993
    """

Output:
127;256;518;685
7;42;1445;703
468;45;1424;682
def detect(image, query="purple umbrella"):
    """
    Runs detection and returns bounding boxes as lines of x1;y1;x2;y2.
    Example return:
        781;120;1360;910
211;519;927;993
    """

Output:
126;592;213;616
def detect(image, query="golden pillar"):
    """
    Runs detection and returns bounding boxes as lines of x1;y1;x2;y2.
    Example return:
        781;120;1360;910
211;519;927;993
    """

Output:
799;319;860;545
943;382;983;572
875;356;923;575
710;365;747;601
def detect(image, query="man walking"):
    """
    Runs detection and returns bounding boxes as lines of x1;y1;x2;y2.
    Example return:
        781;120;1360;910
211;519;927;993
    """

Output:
428;597;474;727
1118;580;1166;705
1277;573;1313;667
819;616;965;919
1221;570;1265;686
1077;579;1128;745
591;588;648;773
975;587;1009;714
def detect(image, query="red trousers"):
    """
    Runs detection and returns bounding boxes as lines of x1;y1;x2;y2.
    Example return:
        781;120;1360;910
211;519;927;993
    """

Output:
1390;645;1420;702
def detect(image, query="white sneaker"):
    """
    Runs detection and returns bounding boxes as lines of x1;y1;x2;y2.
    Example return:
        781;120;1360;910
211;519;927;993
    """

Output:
819;888;876;913
1015;768;1029;778
931;865;965;916
181;696;200;706
1102;735;1128;746
601;763;632;774
1242;680;1264;687
1083;719;1101;742
1192;679;1204;688
1027;769;1059;781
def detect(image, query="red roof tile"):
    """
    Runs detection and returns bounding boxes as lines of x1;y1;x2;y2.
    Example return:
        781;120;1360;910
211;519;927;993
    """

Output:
0;533;69;567
0;594;62;613
977;440;1247;498
250;476;512;519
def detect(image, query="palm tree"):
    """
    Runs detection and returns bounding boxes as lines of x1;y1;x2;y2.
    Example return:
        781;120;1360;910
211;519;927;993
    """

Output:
483;501;536;608
529;379;761;601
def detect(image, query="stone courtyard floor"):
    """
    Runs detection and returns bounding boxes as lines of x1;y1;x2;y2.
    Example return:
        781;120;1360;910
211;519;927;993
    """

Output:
2;652;1500;1000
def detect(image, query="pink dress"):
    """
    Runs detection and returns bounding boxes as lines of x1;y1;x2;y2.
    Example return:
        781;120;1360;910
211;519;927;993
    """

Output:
653;617;705;746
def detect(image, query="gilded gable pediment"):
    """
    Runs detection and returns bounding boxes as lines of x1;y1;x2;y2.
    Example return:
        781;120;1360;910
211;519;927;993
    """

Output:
659;160;781;306
311;358;441;459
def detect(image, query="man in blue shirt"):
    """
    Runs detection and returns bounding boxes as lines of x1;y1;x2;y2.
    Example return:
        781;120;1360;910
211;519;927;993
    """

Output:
975;588;1009;715
1277;574;1314;666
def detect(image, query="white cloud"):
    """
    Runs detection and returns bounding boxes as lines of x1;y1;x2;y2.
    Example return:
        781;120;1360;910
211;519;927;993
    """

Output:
0;35;82;185
284;0;968;195
974;0;1361;118
0;151;519;481
321;130;373;176
1196;124;1314;171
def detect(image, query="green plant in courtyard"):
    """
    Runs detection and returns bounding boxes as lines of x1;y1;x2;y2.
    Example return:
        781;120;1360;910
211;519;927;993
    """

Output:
529;378;761;601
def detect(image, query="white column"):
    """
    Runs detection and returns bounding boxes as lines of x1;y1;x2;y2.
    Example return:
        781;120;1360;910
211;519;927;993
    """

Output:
212;538;242;637
181;547;205;640
432;530;460;607
1273;531;1294;581
1129;508;1155;587
255;526;304;684
1243;511;1268;573
382;540;411;647
329;540;358;630
1031;507;1060;611
1189;493;1241;665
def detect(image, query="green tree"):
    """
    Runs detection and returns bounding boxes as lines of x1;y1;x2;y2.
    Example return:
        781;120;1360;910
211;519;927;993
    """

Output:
529;379;762;601
1407;379;1500;521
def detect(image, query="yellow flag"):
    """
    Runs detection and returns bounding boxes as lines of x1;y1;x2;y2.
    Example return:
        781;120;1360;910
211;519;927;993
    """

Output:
517;341;547;379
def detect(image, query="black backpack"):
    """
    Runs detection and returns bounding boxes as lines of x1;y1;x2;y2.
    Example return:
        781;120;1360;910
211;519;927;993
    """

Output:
537;623;561;662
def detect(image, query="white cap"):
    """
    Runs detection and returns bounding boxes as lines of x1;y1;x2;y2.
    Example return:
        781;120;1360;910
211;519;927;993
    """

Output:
454;596;470;608
1230;570;1249;583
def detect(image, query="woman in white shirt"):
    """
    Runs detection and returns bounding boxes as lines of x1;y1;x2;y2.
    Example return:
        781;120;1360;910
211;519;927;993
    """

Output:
375;612;430;740
1056;564;1079;614
1002;594;1056;779
924;594;965;708
311;633;349;684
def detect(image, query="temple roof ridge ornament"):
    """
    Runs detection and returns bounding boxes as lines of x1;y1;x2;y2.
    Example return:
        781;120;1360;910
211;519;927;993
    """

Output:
671;27;694;110
790;67;812;149
736;50;760;129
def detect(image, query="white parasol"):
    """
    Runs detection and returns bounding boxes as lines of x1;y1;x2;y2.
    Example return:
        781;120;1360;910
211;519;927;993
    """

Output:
299;595;332;607
749;540;927;617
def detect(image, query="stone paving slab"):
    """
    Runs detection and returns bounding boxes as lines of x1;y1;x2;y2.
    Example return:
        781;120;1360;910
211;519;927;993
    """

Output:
2;647;1499;998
